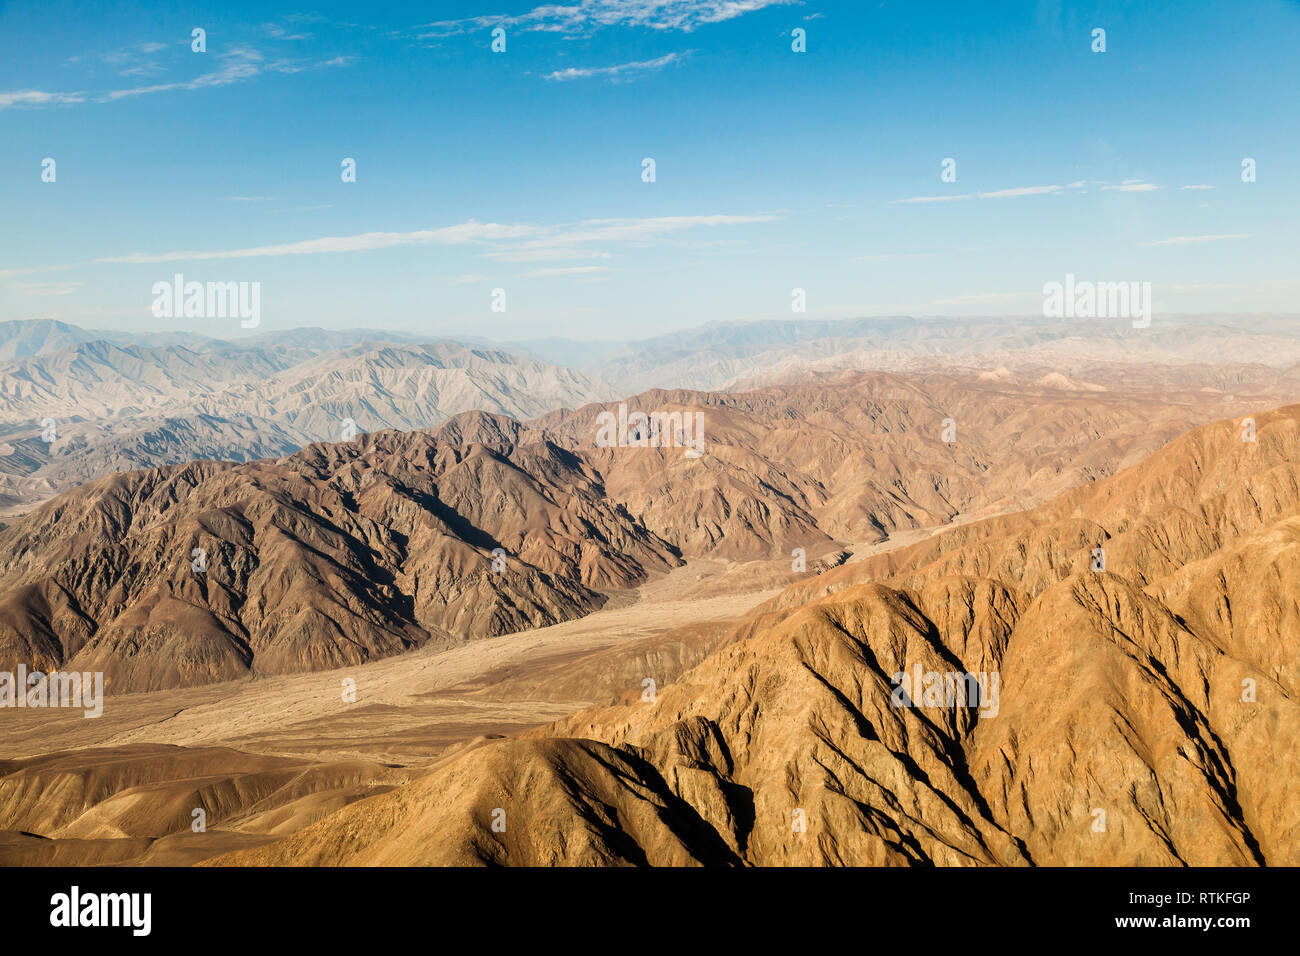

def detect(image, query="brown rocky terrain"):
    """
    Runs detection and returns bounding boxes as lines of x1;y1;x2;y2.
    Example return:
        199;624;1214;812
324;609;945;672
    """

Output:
204;404;1300;866
520;369;1292;557
0;745;415;866
0;370;1278;694
1;383;1297;866
0;429;679;692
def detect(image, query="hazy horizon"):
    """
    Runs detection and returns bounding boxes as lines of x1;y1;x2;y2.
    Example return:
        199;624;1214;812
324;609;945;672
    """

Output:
7;310;1300;349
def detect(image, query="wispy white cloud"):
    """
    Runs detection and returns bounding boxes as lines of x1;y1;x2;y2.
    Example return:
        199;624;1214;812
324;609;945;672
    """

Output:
1140;234;1250;247
487;248;614;262
418;0;796;37
892;184;1069;204
523;266;613;277
95;222;538;263
100;47;351;102
100;41;170;78
543;214;775;243
1180;184;1214;190
7;280;84;296
487;214;777;261
1101;182;1159;192
105;41;167;60
33;29;352;109
978;184;1062;199
100;48;262;100
0;89;85;109
545;52;683;81
0;263;75;278
90;214;776;265
263;21;314;40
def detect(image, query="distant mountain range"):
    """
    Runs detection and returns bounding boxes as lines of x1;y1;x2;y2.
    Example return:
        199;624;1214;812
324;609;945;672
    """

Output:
0;320;615;509
512;313;1300;392
2;314;1299;511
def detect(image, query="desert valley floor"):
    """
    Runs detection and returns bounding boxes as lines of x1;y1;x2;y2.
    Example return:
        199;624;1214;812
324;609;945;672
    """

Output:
0;548;815;864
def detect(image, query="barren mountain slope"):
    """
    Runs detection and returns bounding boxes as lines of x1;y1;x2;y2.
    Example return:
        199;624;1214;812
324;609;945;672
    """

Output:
0;744;414;866
0;429;680;691
521;373;1291;557
767;402;1300;611
0;414;303;511
211;406;1300;866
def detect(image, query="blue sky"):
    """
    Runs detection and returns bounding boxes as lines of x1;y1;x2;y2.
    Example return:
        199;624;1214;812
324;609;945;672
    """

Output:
2;0;1298;340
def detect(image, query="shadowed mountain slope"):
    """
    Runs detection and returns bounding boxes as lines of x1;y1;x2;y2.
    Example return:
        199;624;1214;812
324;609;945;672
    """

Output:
0;430;680;691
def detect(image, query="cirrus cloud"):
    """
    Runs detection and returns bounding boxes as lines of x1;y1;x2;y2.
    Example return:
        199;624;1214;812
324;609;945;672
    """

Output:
545;52;684;81
418;0;797;37
1139;234;1250;247
88;213;779;266
0;89;85;109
